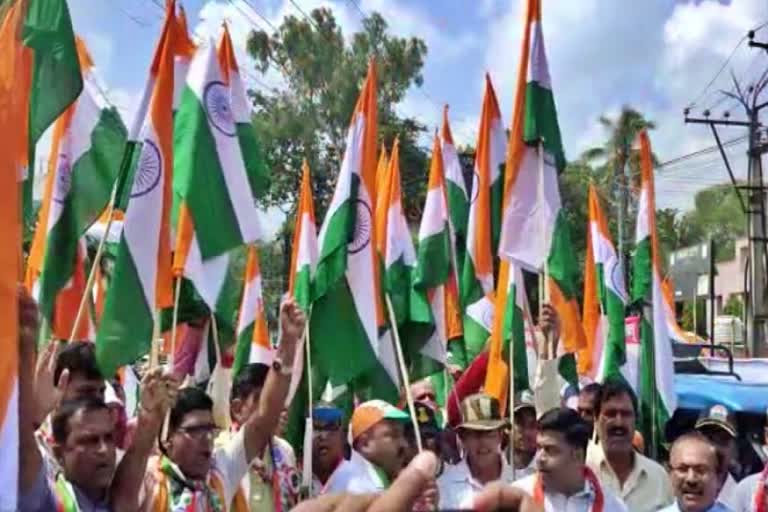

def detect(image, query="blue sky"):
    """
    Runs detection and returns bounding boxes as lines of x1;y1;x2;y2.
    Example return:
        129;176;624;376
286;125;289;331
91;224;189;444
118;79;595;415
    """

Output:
63;0;768;227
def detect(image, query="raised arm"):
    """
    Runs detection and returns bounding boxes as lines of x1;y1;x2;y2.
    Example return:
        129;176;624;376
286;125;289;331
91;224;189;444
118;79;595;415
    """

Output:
533;303;562;416
18;286;44;493
242;297;304;462
111;369;179;512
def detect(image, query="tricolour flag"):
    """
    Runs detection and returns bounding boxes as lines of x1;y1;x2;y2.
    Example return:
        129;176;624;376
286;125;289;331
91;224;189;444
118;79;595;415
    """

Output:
634;130;676;451
414;134;463;371
578;184;628;381
0;3;26;507
29;37;126;339
309;60;399;400
460;75;506;361
19;0;83;224
289;159;319;312
96;2;182;377
173;38;262;260
496;0;585;355
441;106;469;260
376;138;436;380
232;245;272;376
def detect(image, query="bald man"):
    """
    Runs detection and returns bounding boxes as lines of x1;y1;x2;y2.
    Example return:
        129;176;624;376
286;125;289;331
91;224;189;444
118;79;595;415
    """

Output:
661;433;728;512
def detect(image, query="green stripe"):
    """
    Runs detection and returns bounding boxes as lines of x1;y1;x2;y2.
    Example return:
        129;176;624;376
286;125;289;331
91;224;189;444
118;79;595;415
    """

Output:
632;237;652;303
292;264;312;313
173;86;242;260
446;180;469;240
384;258;412;325
314;197;354;300
414;228;451;289
546;210;580;299
523;82;566;172
236;122;270;199
638;316;670;453
95;236;154;378
460;255;483;309
39;107;126;323
502;283;529;392
491;170;503;255
463;312;489;364
599;264;628;380
232;322;254;377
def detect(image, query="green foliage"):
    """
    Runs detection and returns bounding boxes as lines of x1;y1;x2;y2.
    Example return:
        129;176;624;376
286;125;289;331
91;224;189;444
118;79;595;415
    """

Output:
723;295;744;318
246;7;429;221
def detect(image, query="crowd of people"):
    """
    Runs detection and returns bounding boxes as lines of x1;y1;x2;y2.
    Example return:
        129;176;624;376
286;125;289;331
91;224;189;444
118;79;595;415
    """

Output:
14;286;768;511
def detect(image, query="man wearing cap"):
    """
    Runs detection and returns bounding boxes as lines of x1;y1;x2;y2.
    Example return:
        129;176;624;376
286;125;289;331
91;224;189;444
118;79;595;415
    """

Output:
333;399;410;494
695;404;740;510
310;402;353;496
512;390;539;478
437;393;516;509
405;401;442;462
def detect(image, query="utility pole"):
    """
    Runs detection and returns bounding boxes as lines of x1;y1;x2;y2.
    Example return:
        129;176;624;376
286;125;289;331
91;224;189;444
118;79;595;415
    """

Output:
684;29;768;356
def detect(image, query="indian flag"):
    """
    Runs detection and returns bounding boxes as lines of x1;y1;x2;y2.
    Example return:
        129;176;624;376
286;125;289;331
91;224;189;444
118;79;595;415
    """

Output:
29;37;126;339
173;38;262;260
634;130;676;450
375;145;389;208
376;138;436;379
289;159;319;312
96;2;181;377
441;106;469;260
310;60;399;399
579;184;628;381
414;133;463;370
0;3;25;507
18;0;83;225
461;75;506;361
496;0;585;355
232;245;272;375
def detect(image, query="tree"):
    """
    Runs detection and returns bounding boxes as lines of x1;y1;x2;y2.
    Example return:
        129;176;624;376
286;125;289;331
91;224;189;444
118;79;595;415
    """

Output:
246;8;429;223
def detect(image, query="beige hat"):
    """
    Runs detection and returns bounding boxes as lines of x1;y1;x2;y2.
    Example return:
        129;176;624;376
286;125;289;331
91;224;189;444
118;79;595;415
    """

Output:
457;393;508;431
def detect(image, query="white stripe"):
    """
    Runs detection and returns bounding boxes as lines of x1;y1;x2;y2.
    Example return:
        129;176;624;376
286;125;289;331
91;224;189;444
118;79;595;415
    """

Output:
0;382;18;511
422;286;448;363
193;324;211;384
385;199;416;268
465;171;494;294
590;222;628;304
347;181;378;349
441;139;466;198
229;69;251;124
295;212;318;273
498;145;561;271
173;56;192;111
652;269;677;415
527;20;552;89
123;366;140;419
466;295;494;332
124;124;165;309
489;116;506;184
184;235;230;310
188;41;262;246
635;187;650;242
418;187;448;241
129;78;154;140
237;273;261;335
249;342;275;365
47;73;104;230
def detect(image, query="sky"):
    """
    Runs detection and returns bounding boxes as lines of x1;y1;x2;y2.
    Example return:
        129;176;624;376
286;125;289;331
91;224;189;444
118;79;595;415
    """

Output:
61;0;768;237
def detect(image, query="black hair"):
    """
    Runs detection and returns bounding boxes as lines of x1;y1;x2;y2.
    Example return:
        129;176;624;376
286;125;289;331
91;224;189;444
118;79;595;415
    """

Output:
230;363;270;403
169;387;213;432
594;377;638;418
671;431;725;475
580;382;602;398
52;397;110;444
538;407;592;453
53;341;103;386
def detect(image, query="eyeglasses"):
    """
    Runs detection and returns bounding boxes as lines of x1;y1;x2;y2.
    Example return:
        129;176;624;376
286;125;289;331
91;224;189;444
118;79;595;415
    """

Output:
177;424;221;440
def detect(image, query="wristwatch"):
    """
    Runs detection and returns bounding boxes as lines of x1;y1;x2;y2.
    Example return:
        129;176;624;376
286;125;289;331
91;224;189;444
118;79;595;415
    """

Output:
272;356;293;376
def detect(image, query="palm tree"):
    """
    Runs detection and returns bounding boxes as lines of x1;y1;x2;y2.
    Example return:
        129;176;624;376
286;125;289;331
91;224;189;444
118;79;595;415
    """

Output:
581;106;656;258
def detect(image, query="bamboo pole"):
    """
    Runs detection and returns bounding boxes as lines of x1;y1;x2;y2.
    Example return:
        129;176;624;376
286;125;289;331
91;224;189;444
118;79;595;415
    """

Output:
168;277;182;369
385;294;423;453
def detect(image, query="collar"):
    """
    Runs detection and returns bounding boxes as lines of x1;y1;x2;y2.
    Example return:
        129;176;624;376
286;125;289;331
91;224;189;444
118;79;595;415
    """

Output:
593;442;648;479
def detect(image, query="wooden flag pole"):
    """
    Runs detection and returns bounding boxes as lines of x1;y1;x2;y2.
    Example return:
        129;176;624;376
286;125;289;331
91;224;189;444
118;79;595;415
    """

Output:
168;277;182;370
384;294;424;453
301;307;314;493
508;276;517;480
149;309;161;369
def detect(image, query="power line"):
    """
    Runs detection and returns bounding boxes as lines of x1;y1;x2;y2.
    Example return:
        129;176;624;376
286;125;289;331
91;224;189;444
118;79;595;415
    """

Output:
240;0;279;33
656;136;748;169
346;0;366;19
115;4;151;27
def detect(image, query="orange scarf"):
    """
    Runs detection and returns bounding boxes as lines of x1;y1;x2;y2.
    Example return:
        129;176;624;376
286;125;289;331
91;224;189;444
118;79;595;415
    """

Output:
532;467;604;512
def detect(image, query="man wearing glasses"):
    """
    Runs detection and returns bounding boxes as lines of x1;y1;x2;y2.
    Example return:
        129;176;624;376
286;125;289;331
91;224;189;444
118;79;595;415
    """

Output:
311;402;353;496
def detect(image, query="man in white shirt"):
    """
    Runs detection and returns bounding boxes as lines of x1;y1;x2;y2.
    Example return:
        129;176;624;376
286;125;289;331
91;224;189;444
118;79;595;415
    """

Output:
438;393;516;509
695;404;740;511
511;391;539;478
514;407;627;511
310;402;353;496
587;377;674;511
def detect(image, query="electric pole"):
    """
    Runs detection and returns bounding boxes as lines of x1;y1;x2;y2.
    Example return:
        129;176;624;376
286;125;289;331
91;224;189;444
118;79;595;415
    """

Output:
684;29;768;356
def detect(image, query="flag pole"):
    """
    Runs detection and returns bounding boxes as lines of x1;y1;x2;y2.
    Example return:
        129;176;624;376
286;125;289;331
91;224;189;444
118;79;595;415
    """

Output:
509;301;516;480
385;293;424;453
301;306;314;494
168;277;182;370
149;309;161;369
537;141;555;358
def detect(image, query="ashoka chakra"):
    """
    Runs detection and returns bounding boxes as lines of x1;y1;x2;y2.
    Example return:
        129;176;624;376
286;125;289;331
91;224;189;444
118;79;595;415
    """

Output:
348;199;372;254
130;139;162;198
53;155;72;204
204;81;236;137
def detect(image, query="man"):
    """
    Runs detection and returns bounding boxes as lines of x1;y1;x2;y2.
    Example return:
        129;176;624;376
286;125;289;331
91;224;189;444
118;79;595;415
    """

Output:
411;378;439;413
661;432;728;512
511;390;539;478
578;383;602;427
437;393;516;509
223;362;301;510
310;402;352;496
731;410;768;512
513;407;628;511
333;399;411;493
695;404;740;510
405;401;442;462
17;286;179;512
139;297;305;511
587;377;674;511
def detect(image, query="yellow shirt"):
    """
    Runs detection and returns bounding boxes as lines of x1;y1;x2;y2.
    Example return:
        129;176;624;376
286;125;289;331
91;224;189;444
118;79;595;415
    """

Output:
586;442;673;512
